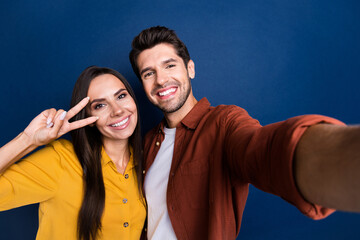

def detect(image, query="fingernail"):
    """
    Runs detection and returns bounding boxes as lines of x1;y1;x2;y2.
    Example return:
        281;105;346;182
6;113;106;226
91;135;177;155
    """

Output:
60;111;67;120
86;96;90;100
46;117;52;125
46;122;54;128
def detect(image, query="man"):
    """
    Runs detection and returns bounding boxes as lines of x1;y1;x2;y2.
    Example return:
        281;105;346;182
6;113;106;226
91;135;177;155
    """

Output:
129;26;360;239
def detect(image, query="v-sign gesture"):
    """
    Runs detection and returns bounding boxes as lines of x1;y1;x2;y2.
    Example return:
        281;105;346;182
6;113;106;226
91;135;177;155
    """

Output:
0;97;98;172
23;97;98;146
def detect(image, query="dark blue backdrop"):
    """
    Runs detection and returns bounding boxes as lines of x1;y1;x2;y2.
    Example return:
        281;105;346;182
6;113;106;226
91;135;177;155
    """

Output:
1;0;359;239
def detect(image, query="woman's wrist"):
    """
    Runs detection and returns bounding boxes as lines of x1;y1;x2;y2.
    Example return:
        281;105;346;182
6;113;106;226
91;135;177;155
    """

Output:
17;131;38;152
0;132;38;173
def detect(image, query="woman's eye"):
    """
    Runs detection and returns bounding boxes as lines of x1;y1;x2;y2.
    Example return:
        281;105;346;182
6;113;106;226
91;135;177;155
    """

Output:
118;93;127;99
94;103;105;110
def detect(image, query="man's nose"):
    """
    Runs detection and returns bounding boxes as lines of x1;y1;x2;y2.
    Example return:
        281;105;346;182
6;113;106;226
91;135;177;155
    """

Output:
155;70;167;86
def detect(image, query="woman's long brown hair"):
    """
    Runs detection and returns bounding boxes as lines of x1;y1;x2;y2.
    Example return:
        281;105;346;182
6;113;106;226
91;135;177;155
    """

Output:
70;66;143;240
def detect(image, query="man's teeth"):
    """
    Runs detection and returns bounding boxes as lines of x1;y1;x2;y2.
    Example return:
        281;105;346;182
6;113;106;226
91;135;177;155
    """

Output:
159;88;176;96
111;117;129;127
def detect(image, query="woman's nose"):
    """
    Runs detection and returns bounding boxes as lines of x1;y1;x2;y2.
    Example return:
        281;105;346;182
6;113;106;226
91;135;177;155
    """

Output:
110;103;124;117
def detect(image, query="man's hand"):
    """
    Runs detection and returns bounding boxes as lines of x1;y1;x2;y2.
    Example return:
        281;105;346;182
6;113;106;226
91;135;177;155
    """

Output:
294;124;360;212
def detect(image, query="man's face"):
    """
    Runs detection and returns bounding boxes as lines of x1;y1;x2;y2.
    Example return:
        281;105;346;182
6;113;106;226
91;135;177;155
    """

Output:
136;43;195;113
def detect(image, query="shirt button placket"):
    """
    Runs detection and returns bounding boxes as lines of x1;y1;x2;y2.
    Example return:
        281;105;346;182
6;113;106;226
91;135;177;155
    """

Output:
121;172;130;232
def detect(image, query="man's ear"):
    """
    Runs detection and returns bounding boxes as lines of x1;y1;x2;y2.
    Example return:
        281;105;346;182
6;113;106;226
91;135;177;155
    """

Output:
187;60;195;79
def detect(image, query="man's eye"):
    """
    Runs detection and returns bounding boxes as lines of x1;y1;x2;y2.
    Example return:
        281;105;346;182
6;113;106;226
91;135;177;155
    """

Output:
144;72;154;78
166;64;175;69
94;104;105;110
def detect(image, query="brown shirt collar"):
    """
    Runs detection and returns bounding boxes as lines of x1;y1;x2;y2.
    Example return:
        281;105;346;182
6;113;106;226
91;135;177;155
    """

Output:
158;98;211;132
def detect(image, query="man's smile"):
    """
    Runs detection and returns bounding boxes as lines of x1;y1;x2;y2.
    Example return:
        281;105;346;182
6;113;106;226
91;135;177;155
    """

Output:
156;87;178;99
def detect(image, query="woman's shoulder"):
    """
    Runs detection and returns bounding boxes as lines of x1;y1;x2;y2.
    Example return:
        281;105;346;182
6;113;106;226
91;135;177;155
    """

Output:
46;139;77;159
48;139;74;150
45;139;82;171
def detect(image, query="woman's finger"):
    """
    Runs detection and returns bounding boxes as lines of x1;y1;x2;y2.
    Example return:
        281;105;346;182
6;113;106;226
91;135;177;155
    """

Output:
43;108;57;128
66;97;90;120
48;110;67;138
68;116;99;131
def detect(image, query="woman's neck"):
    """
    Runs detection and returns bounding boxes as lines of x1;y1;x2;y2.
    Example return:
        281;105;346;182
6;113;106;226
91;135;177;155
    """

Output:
103;139;130;174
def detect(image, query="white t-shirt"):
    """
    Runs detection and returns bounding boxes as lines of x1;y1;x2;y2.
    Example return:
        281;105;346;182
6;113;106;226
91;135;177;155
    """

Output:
144;127;177;239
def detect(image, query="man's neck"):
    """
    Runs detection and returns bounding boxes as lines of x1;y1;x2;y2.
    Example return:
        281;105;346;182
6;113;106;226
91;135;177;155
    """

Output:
164;95;198;128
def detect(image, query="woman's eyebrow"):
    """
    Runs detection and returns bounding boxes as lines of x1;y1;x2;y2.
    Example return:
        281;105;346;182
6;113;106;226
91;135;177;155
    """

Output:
113;88;127;96
89;89;127;105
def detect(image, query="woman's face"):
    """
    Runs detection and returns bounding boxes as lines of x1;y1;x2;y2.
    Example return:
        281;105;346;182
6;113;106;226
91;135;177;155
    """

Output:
87;74;138;144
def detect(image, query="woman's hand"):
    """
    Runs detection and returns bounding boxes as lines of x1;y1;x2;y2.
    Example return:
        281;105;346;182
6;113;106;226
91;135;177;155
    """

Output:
23;97;98;146
0;97;98;173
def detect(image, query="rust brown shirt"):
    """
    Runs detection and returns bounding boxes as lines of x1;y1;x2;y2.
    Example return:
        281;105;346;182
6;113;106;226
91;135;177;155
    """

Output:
143;98;344;240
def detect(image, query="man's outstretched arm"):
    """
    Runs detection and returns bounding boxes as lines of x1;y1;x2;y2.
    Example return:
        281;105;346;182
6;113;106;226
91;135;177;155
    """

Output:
294;124;360;212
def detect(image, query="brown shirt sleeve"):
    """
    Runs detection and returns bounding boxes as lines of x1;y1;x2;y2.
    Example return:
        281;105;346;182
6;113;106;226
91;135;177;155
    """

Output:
224;106;345;219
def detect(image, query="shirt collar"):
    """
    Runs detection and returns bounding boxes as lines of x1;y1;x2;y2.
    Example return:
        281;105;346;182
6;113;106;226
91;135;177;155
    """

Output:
157;97;211;132
181;98;211;129
101;146;135;170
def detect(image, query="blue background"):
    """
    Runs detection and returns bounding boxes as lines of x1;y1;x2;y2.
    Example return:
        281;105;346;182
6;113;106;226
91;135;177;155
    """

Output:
1;0;360;239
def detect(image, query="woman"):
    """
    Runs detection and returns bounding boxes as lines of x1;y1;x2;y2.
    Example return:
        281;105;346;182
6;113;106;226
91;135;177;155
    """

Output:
0;66;146;239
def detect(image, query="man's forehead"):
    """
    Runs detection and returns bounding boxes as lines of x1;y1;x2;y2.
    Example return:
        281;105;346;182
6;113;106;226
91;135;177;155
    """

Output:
138;43;179;67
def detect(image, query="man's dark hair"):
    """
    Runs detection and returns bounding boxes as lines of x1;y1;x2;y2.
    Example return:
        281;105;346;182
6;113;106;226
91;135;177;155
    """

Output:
129;26;190;80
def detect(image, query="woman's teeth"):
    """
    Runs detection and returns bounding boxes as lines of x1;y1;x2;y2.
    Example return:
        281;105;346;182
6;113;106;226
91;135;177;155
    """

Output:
111;117;129;127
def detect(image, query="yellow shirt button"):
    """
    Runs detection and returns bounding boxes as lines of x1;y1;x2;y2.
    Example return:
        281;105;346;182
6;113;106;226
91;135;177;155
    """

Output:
156;141;160;146
123;222;129;228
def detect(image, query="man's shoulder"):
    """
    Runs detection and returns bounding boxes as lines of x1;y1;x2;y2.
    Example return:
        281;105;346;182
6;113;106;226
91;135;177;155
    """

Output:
197;98;248;115
143;102;253;140
211;103;246;112
207;103;250;120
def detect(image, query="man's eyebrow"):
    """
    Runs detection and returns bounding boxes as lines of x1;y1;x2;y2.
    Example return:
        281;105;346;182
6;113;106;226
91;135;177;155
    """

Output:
139;58;178;76
162;58;177;64
89;89;126;105
140;67;152;77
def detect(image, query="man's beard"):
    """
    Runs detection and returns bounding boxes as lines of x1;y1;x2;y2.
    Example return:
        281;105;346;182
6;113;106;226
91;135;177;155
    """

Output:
152;78;192;114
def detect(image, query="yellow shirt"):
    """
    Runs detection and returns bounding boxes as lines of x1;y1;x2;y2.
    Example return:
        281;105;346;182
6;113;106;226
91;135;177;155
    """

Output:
0;139;146;239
